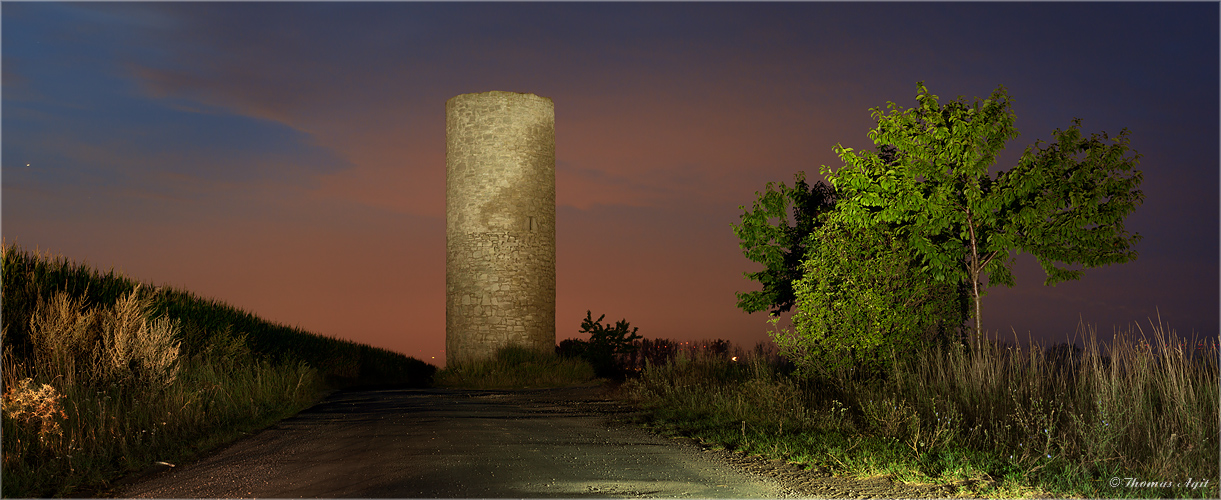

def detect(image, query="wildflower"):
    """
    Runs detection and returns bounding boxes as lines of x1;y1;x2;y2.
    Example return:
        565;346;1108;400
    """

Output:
3;378;68;445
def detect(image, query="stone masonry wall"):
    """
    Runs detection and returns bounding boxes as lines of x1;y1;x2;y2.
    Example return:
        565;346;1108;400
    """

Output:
445;91;556;366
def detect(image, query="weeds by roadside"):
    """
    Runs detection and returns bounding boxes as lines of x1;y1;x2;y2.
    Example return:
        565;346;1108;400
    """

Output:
0;243;434;497
2;287;326;497
624;324;1219;498
435;345;596;389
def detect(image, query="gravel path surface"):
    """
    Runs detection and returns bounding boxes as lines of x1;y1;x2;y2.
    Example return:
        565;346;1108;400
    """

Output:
117;386;791;497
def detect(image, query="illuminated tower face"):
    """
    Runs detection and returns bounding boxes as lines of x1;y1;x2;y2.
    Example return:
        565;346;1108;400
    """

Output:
445;91;556;367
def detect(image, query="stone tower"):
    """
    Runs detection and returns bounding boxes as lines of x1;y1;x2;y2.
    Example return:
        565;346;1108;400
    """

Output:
445;91;556;366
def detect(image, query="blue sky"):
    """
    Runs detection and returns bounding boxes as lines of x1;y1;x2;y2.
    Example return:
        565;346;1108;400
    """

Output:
4;2;1217;364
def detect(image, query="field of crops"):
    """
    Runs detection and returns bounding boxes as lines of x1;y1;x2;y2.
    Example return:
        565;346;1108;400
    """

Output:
1;243;436;497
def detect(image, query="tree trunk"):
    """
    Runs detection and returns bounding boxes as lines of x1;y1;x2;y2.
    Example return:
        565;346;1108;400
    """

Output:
965;208;983;337
972;274;982;338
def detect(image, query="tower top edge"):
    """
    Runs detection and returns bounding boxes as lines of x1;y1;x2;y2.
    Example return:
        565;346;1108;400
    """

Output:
447;91;553;105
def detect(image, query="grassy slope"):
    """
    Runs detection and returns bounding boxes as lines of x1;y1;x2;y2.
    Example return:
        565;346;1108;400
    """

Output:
1;243;437;497
2;244;437;390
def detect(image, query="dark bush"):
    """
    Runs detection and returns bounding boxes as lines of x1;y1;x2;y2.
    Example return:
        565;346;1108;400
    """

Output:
561;311;642;380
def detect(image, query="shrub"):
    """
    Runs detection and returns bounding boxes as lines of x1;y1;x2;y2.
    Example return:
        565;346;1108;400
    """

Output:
560;311;643;379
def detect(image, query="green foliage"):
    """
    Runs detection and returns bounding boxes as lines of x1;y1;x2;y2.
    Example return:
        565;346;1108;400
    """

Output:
1001;118;1145;284
821;82;1143;334
563;311;643;379
732;171;838;315
776;212;968;375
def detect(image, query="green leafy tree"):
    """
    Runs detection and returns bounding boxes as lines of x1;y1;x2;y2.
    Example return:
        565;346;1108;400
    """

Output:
732;172;838;315
822;82;1143;336
774;210;970;376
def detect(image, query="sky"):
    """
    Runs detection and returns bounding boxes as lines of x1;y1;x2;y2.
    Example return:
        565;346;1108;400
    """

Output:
3;2;1217;367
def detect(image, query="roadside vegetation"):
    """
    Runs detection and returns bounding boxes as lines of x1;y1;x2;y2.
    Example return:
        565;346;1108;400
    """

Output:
622;82;1215;498
437;309;652;389
1;243;435;498
436;310;645;389
624;325;1219;498
434;344;596;389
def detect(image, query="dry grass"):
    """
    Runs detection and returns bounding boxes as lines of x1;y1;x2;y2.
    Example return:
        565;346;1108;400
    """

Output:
2;287;326;497
0;247;338;498
626;321;1219;498
25;288;182;389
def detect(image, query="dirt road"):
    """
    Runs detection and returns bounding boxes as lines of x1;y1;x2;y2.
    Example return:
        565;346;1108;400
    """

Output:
117;386;800;498
117;385;983;498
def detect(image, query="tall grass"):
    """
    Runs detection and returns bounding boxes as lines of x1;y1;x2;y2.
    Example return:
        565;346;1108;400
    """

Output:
435;345;597;389
2;287;324;497
1;243;437;497
625;324;1219;498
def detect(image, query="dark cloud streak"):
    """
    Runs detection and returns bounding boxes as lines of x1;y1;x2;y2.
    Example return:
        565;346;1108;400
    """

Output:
3;2;1215;361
